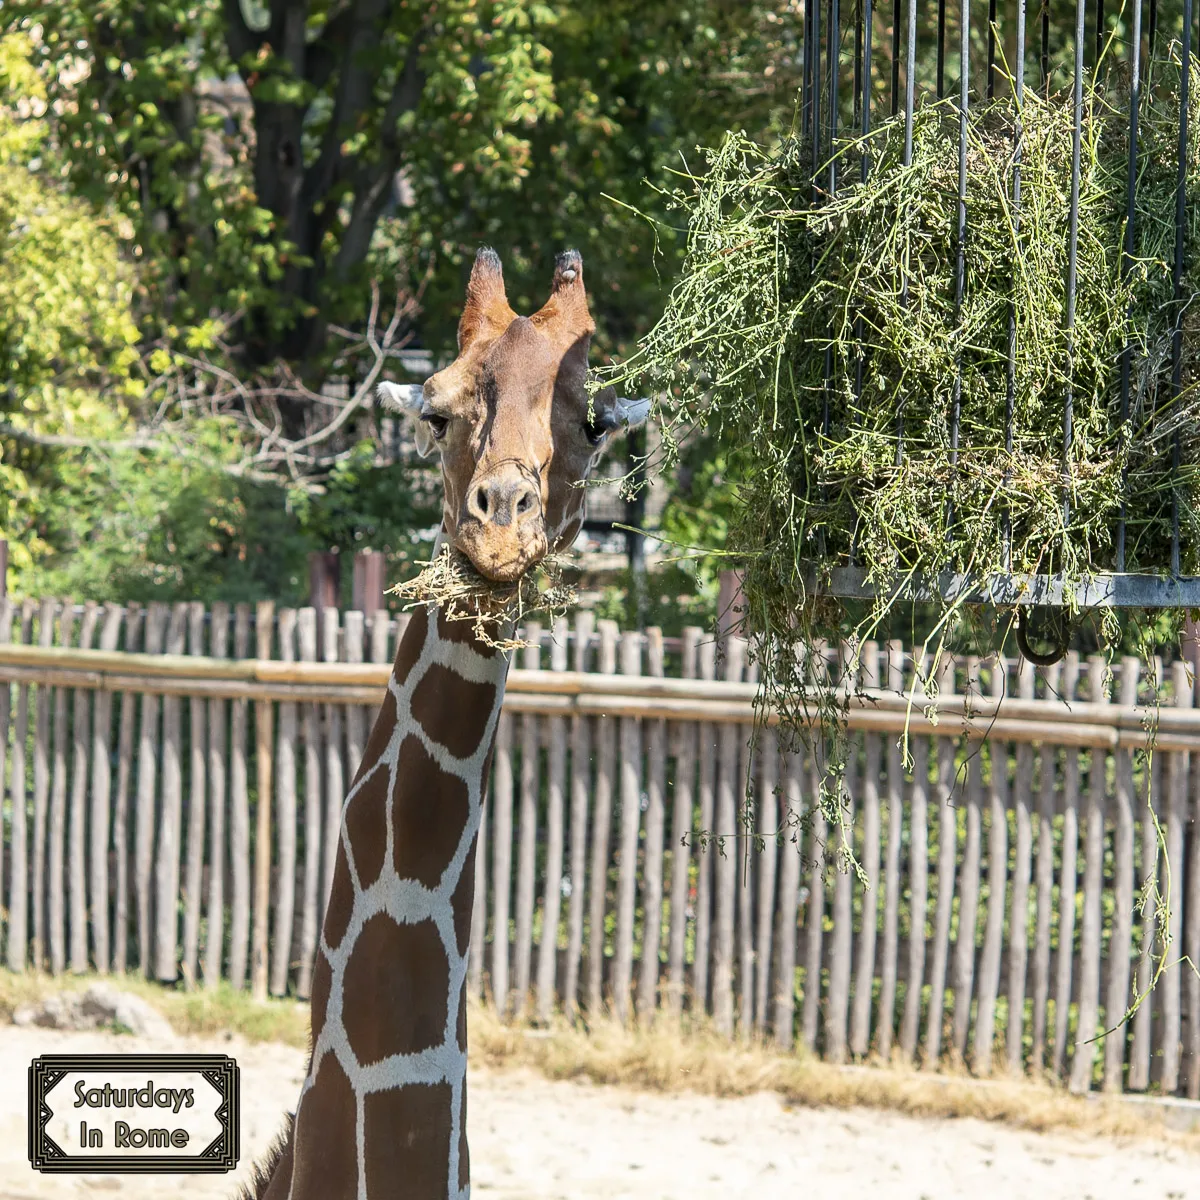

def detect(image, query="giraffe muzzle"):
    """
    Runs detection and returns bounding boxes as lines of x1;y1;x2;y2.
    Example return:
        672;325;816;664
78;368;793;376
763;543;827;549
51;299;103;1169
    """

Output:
456;465;548;582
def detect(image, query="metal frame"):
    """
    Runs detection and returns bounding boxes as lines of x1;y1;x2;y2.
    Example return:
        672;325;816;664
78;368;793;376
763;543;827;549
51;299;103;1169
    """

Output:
796;0;1197;610
805;566;1200;608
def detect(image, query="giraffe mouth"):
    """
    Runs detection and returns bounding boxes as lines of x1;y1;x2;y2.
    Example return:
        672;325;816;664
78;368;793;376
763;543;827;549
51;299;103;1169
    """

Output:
455;524;549;585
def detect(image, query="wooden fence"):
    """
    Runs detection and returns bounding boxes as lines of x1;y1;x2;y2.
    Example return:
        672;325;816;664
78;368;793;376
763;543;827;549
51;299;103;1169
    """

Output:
2;596;1200;1098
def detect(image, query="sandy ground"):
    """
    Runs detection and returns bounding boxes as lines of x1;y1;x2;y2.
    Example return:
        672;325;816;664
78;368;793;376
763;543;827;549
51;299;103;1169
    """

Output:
2;1024;1199;1200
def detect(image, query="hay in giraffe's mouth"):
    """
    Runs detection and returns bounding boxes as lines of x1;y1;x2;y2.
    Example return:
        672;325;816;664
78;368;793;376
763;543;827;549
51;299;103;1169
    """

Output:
387;544;576;651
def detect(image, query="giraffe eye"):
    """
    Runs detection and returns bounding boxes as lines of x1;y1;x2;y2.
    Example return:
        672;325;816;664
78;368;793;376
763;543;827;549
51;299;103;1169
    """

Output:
421;412;449;440
583;417;608;445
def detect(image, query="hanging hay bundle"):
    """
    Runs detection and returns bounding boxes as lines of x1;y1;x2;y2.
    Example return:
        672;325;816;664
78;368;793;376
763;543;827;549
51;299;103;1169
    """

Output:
608;55;1199;820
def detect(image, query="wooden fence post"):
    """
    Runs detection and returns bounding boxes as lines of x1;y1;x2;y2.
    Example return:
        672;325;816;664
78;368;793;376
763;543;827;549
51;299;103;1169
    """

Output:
1053;653;1082;1078
251;600;275;1001
612;628;644;1025
134;603;168;977
112;602;143;975
1030;659;1061;1072
827;649;857;1063
0;600;12;960
6;599;35;972
876;640;905;1059
691;636;717;1014
228;604;252;990
666;627;700;1023
1006;655;1037;1072
270;608;298;997
1070;655;1110;1093
736;651;758;1039
47;598;73;974
973;656;1011;1073
562;609;594;1019
181;602;208;988
637;627;667;1024
153;603;188;981
296;607;323;1000
585;620;618;1015
68;602;98;973
712;636;745;1037
1102;658;1139;1092
90;604;123;973
952;656;984;1061
491;702;514;1016
513;623;542;1018
321;607;344;927
535;617;569;1023
204;602;230;989
924;655;957;1063
850;641;883;1058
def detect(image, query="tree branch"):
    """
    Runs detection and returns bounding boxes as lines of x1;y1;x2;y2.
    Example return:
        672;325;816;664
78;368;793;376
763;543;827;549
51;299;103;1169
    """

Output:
222;0;267;64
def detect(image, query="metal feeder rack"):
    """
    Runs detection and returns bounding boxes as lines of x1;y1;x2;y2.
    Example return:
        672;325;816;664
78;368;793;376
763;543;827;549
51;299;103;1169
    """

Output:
791;0;1197;663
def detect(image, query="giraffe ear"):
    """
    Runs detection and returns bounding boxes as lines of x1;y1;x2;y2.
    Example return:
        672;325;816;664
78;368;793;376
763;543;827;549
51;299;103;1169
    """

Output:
586;388;651;444
377;382;438;457
458;247;511;351
532;249;594;346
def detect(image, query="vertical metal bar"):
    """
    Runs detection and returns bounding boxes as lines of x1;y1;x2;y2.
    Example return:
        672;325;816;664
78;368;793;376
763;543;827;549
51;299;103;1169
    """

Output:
896;0;918;465
803;0;815;144
903;0;917;161
892;0;902;115
823;0;840;459
1096;0;1106;65
854;0;863;133
1004;0;1028;567
862;0;873;177
1063;0;1086;538
1148;0;1158;64
987;0;998;98
1168;0;1192;575
1116;0;1143;571
951;0;971;494
1042;0;1051;95
813;0;824;182
938;0;948;97
829;0;841;197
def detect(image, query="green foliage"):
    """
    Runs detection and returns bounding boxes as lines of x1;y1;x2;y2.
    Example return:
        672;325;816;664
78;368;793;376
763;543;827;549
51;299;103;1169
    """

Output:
0;32;144;590
610;55;1200;839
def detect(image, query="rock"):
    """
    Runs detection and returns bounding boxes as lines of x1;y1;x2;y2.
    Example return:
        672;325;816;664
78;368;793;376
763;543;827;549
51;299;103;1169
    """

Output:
12;983;175;1040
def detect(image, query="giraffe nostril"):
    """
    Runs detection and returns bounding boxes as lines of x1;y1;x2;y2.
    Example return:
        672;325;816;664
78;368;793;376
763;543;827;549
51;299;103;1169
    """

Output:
475;486;490;518
515;489;534;517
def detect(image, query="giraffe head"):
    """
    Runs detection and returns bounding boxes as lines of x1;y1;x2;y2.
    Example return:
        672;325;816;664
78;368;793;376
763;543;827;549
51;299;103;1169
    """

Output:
379;248;648;583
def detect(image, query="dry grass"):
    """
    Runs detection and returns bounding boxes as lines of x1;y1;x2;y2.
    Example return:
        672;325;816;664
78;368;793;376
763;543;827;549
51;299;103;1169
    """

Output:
1;969;1192;1145
468;1005;1194;1145
388;544;576;650
0;968;311;1048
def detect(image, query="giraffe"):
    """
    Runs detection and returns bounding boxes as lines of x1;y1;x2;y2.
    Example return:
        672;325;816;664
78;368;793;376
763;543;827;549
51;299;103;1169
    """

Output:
242;247;648;1200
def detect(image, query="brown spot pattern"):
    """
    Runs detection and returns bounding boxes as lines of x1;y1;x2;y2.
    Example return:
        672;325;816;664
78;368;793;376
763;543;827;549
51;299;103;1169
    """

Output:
343;760;389;890
322;843;353;952
436;608;499;656
392;604;429;687
349;686;397;792
363;1082;454;1199
309;950;332;1044
458;1084;470;1189
290;1053;356;1196
411;663;496;760
342;913;447;1065
393;735;470;889
451;841;476;958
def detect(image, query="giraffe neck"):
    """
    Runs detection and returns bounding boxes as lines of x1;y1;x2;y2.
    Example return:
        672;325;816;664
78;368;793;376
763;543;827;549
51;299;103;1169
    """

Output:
272;603;509;1200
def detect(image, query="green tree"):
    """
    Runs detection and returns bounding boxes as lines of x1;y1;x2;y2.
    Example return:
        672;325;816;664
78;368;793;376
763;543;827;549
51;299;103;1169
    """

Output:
10;1;801;364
